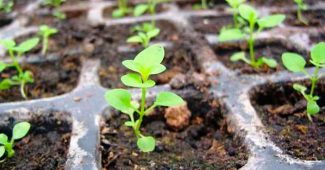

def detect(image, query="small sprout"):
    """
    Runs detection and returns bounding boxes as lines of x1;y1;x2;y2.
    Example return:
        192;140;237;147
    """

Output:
225;0;246;28
113;0;132;18
0;122;31;159
0;0;13;13
219;4;286;69
127;23;160;48
39;25;58;55
42;0;66;19
105;45;185;152
282;42;325;121
0;38;40;99
294;0;308;25
133;0;165;27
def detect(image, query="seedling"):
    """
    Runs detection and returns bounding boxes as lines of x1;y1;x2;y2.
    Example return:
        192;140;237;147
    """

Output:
43;0;66;19
0;38;40;99
112;0;131;18
294;0;308;25
127;23;160;48
0;122;30;159
219;4;285;69
39;25;58;55
0;0;13;13
105;45;185;152
282;42;325;121
225;0;246;29
193;0;208;9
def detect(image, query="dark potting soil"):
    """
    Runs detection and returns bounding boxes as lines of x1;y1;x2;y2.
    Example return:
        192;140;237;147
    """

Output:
99;42;200;88
0;110;71;169
309;31;325;46
283;10;325;27
0;56;81;103
100;92;248;169
212;40;308;74
250;79;325;160
191;15;233;35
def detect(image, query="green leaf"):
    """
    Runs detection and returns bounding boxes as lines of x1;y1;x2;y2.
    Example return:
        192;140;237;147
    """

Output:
230;52;246;62
127;35;143;43
12;122;31;140
238;4;258;21
293;83;307;93
112;9;125;18
22;71;34;83
0;133;8;144
307;100;320;116
147;28;160;39
311;42;325;64
261;57;277;68
39;25;58;36
121;73;155;88
0;39;15;50
0;146;5;158
218;28;245;42
122;60;142;73
133;4;149;16
226;0;246;8
150;64;166;74
0;79;13;90
258;14;286;28
134;44;164;67
105;89;134;114
137;136;155;152
155;92;185;107
124;121;135;127
14;38;40;53
282;52;306;72
0;62;6;72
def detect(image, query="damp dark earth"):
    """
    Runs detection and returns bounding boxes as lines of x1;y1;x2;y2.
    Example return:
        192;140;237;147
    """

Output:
0;0;324;170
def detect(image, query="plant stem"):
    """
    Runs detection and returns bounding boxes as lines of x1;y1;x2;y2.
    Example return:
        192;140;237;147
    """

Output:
233;12;239;28
148;0;156;27
20;81;27;99
134;87;147;137
8;50;23;75
201;0;207;9
310;66;320;97
42;35;48;55
248;21;256;67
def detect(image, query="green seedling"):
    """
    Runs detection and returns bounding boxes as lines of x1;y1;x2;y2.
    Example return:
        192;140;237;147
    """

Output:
0;0;13;13
294;0;308;25
0;38;40;99
282;42;325;121
113;0;131;18
225;0;246;29
193;0;208;10
43;0;66;19
0;122;30;159
127;23;160;48
39;25;58;55
105;45;185;152
219;4;285;69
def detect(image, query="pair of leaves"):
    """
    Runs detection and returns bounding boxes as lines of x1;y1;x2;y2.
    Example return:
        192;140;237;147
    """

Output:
230;52;277;68
294;0;308;10
293;84;320;116
127;28;160;48
0;38;40;54
134;4;150;16
39;25;58;37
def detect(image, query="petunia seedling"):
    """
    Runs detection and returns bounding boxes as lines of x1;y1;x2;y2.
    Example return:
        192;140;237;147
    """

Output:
0;122;31;159
0;0;13;13
133;0;165;27
39;25;58;55
127;23;160;48
219;4;285;69
294;0;308;25
0;38;39;99
105;45;185;152
282;42;325;121
42;0;66;19
112;0;132;18
225;0;246;29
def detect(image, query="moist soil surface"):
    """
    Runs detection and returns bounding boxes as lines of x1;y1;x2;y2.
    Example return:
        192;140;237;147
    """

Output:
191;15;233;35
99;42;200;88
212;40;308;74
0;56;81;103
100;92;248;169
0;110;71;169
250;80;325;160
283;10;325;27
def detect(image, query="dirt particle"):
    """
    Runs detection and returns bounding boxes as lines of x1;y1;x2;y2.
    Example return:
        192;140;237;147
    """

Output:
164;103;191;131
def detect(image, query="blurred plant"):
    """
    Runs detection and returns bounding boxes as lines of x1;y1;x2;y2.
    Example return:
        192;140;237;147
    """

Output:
294;0;308;25
282;42;325;121
225;0;246;29
0;122;31;159
105;45;184;152
39;25;58;55
127;22;160;48
0;38;39;99
113;0;132;18
43;0;66;19
0;0;13;13
219;4;285;69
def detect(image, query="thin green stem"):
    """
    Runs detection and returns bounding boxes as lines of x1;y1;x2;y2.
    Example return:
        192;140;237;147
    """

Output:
310;66;320;97
8;50;23;75
42;35;48;55
20;81;27;99
201;0;207;9
134;87;147;138
248;21;256;66
148;0;156;27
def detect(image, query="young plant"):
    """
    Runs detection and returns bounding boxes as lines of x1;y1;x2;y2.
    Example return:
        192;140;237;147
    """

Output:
0;122;31;159
112;0;131;18
105;45;185;152
127;23;160;48
134;0;162;26
294;0;308;25
43;0;66;19
282;42;325;121
0;0;13;13
0;38;40;99
225;0;246;29
219;4;286;69
39;25;58;55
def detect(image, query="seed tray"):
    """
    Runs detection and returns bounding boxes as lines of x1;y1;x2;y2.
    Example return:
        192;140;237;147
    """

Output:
0;0;324;169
